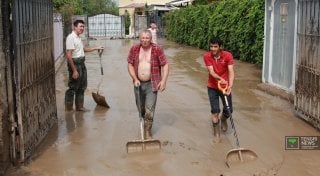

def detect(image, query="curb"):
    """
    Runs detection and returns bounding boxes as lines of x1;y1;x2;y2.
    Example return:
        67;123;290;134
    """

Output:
256;83;294;103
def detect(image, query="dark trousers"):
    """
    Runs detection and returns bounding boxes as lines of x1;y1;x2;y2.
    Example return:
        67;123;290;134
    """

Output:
134;81;158;122
65;57;87;105
207;87;233;118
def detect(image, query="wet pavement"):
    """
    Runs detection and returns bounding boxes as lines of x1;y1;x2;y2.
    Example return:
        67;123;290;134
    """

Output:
7;39;320;176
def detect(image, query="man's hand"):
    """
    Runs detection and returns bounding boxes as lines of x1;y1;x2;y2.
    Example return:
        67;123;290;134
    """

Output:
226;86;232;95
95;46;104;50
72;70;79;79
85;46;105;52
133;79;140;87
219;78;228;85
157;81;166;92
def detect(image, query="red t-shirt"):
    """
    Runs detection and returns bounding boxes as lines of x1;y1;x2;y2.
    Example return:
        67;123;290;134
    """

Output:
203;50;234;89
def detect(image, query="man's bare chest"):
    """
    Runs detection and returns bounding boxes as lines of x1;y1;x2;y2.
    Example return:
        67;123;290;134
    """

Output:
139;49;151;63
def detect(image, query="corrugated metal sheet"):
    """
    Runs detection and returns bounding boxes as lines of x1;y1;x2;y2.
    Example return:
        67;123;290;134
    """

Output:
12;0;57;161
295;0;320;130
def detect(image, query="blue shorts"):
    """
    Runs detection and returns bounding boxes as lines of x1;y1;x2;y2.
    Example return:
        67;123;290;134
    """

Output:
207;87;233;117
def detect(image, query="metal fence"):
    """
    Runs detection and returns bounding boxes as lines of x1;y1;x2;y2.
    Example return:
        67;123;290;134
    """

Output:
147;10;166;38
0;0;12;171
88;14;125;37
295;0;320;129
12;0;57;161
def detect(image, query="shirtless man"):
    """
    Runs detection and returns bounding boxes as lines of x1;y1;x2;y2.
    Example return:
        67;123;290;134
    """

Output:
127;29;169;139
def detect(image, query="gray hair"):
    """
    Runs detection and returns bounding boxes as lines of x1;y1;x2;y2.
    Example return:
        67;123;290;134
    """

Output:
139;29;152;39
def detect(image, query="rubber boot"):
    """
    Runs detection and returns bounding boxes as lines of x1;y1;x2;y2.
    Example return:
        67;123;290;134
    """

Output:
144;120;153;139
65;102;73;111
220;114;228;132
75;100;89;112
212;120;221;143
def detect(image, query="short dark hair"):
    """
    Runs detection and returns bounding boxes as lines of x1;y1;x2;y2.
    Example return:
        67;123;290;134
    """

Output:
73;20;85;27
209;37;223;47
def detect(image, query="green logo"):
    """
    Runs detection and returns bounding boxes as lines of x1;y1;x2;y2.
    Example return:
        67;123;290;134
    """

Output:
286;136;299;150
288;138;297;144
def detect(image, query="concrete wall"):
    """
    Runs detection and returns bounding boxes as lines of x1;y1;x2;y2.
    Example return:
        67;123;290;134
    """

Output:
53;13;63;61
0;2;10;174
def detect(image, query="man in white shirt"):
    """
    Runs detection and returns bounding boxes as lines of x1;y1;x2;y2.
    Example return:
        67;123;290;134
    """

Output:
148;22;159;44
65;20;103;111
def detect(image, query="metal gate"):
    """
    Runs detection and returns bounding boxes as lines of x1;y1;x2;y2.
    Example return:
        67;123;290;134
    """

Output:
12;0;57;161
295;0;320;130
147;10;166;38
88;14;125;38
134;14;147;37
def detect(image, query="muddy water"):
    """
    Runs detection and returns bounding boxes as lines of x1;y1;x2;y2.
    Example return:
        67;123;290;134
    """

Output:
7;39;320;176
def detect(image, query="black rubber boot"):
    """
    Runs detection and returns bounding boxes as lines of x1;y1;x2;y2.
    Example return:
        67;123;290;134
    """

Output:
75;100;89;112
212;120;221;143
220;114;228;132
144;120;153;139
65;102;73;111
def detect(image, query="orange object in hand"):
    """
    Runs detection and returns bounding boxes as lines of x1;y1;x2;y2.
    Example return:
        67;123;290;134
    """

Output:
218;80;228;95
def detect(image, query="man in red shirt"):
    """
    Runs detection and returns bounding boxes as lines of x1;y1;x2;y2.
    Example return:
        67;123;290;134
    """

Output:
127;29;169;139
203;37;235;143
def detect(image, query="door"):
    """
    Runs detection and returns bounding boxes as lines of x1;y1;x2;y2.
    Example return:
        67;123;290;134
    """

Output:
270;0;296;90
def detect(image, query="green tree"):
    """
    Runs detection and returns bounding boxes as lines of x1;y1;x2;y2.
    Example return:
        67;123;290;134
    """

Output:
85;0;118;16
53;0;119;37
53;0;83;14
193;0;210;5
53;0;119;16
165;0;265;64
124;10;131;35
53;0;83;37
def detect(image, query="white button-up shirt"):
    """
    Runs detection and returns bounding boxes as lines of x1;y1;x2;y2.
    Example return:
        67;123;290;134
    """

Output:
148;28;157;44
66;31;85;58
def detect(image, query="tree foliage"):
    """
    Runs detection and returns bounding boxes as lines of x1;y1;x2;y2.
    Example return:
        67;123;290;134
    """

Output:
53;0;83;14
53;0;84;36
124;10;131;35
164;0;264;64
53;0;119;37
85;0;118;16
53;0;118;16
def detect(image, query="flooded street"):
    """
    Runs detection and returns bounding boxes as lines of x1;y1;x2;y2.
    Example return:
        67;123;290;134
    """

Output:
7;39;320;176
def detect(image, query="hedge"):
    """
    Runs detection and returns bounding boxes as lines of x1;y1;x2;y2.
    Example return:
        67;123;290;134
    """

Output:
164;0;264;64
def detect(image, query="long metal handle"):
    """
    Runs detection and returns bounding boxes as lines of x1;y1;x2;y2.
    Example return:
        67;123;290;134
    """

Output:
98;49;104;75
135;86;144;140
135;86;142;118
100;66;104;75
223;95;240;148
99;55;104;75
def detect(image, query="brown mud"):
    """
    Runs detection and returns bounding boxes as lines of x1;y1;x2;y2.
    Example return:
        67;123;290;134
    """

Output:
6;39;320;176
